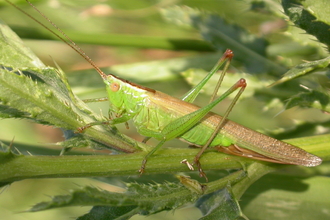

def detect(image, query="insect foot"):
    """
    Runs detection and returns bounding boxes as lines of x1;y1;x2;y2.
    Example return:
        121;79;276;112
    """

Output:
138;159;147;176
75;125;91;133
192;158;208;182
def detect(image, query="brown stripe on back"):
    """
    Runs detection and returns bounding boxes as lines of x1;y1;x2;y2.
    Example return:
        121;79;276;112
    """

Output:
111;74;156;93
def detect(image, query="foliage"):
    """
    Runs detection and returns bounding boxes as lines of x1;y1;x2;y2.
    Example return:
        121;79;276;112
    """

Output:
0;0;330;219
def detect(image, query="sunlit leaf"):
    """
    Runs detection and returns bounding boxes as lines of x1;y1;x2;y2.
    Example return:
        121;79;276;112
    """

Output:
282;0;330;49
269;56;330;87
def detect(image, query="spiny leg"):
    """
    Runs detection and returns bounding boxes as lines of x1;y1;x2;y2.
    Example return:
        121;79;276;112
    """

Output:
209;52;232;103
181;49;233;103
180;49;246;180
75;120;112;133
72;97;110;132
193;78;246;180
83;97;108;103
76;113;132;133
139;139;166;174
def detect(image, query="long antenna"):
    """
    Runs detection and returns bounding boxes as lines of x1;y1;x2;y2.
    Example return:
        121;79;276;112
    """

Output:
5;0;108;79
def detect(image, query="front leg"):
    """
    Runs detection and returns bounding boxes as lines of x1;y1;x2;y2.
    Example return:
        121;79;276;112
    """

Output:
76;114;132;133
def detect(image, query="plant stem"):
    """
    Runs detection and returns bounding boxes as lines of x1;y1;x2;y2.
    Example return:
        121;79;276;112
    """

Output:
0;148;244;184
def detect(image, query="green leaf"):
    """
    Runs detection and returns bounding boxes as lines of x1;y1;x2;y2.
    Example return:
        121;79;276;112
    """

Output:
284;25;328;57
0;104;29;118
196;187;246;220
301;0;330;26
0;20;44;68
28;183;200;214
0;19;143;153
282;0;330;49
269;56;330;87
25;170;247;218
285;86;330;112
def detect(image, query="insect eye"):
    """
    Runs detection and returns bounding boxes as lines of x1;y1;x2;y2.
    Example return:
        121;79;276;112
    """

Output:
110;82;120;92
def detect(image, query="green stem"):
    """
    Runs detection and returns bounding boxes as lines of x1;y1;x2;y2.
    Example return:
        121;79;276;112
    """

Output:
0;148;244;184
232;163;278;199
204;170;247;194
1;133;328;187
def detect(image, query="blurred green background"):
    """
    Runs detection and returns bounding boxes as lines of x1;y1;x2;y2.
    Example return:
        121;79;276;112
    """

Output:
0;0;329;219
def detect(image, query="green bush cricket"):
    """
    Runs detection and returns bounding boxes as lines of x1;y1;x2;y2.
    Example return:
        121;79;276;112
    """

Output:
7;0;322;180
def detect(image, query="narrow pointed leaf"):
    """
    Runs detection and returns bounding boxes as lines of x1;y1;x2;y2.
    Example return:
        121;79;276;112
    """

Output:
269;56;330;87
